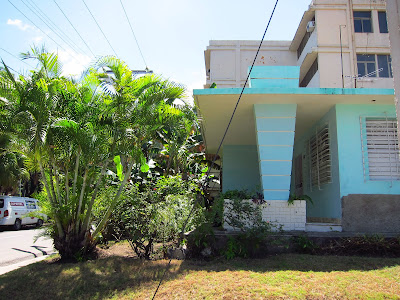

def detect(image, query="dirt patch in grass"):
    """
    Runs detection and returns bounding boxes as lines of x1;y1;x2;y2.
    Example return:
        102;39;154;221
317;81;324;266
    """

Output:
1;243;399;299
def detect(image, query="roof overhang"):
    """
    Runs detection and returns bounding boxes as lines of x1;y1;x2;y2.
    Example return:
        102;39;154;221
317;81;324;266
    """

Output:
289;6;316;51
194;87;394;154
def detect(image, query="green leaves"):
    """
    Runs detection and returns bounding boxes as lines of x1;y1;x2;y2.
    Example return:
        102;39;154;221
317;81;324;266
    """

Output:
114;155;124;181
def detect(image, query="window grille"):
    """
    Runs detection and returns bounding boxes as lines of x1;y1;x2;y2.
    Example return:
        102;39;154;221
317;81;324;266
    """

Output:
361;117;400;181
307;124;331;190
354;11;373;33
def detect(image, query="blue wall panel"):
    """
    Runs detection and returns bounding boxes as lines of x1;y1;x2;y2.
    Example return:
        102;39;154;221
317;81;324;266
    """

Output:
254;104;297;200
258;146;294;161
260;161;292;175
257;132;295;146
262;176;291;190
222;145;261;193
335;104;400;197
254;104;297;118
256;118;296;131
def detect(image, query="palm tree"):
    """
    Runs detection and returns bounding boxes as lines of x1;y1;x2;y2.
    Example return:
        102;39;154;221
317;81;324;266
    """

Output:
0;50;190;260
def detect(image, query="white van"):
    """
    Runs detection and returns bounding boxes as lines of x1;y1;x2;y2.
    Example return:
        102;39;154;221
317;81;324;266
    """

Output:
0;196;45;230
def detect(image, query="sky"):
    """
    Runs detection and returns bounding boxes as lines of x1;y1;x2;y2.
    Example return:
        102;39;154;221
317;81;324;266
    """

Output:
0;0;311;98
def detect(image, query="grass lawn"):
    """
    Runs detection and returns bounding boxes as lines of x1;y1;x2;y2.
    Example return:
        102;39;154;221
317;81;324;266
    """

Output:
0;243;399;299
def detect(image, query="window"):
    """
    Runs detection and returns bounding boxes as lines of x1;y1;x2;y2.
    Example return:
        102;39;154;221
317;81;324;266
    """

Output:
0;199;3;209
357;54;392;78
378;11;388;33
357;54;376;77
377;55;392;77
361;118;400;180
354;11;372;33
307;124;331;189
300;58;318;87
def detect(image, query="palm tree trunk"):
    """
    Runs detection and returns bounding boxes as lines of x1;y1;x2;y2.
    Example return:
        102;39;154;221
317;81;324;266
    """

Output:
72;147;81;197
82;161;109;238
48;163;57;205
38;156;64;239
75;168;89;232
92;159;133;241
50;153;61;204
65;167;69;205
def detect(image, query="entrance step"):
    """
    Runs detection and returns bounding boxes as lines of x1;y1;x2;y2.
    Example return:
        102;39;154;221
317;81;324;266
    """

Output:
306;223;342;232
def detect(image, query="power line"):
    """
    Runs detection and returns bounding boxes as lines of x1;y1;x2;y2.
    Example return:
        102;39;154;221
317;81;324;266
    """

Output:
0;48;35;69
7;0;84;66
25;0;90;57
52;0;96;57
119;0;147;68
20;0;84;57
151;1;280;299
1;58;25;77
204;0;280;183
81;0;118;57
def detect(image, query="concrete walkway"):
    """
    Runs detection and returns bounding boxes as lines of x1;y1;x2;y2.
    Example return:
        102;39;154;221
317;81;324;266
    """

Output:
0;227;57;275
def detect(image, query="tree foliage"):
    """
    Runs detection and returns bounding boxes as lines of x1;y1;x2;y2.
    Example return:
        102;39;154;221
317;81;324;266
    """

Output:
0;48;197;260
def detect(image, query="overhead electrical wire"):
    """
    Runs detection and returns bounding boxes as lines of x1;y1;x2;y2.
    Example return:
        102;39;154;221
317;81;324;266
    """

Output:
0;58;25;77
25;0;90;58
7;0;84;66
52;0;96;57
0;48;35;69
151;1;280;299
81;0;118;57
19;0;85;57
119;0;147;68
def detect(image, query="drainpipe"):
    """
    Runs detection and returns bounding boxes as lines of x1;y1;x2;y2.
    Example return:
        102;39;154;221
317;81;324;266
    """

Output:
387;0;400;146
347;0;357;88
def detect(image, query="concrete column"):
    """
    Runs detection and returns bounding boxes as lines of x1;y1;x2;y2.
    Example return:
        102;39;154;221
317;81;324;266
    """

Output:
254;104;297;201
387;0;400;144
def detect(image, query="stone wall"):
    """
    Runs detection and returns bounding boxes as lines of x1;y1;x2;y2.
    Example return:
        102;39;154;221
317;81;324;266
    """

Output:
342;194;400;233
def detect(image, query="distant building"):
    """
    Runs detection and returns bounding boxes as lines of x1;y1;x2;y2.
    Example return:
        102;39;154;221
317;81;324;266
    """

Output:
195;0;400;233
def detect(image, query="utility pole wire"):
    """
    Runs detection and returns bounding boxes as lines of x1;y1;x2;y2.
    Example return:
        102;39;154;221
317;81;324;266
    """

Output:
151;1;280;299
0;48;35;69
81;0;118;57
25;0;90;57
20;0;84;57
119;0;148;68
7;0;84;66
52;0;96;57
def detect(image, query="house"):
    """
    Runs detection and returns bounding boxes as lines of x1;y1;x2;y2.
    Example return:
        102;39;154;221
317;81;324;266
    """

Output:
194;0;400;233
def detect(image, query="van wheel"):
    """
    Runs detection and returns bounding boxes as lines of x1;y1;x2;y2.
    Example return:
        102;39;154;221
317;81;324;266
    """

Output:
36;219;44;228
13;219;22;231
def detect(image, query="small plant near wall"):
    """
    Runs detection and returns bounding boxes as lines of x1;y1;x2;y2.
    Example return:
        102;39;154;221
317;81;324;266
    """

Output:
287;194;313;206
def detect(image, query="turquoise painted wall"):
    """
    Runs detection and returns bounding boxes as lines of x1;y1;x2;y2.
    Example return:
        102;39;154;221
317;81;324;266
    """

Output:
249;66;300;88
336;104;400;196
254;104;297;200
292;106;341;219
222;145;261;193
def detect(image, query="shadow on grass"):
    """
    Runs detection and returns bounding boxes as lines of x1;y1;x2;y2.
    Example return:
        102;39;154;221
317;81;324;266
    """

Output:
0;254;399;299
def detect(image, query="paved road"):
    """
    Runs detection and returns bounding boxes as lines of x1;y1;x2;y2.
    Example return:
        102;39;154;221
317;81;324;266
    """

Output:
0;227;56;275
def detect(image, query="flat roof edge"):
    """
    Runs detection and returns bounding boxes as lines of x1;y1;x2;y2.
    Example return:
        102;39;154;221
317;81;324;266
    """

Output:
193;87;395;96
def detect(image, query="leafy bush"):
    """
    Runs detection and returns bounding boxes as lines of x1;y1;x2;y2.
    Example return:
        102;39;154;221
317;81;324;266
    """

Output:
100;175;202;259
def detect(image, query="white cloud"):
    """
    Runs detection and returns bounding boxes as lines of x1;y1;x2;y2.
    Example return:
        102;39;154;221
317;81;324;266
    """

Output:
7;19;33;31
32;36;43;43
57;49;91;77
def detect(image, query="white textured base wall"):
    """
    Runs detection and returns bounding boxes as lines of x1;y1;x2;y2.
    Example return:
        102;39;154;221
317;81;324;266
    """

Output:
223;199;306;231
262;200;306;231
